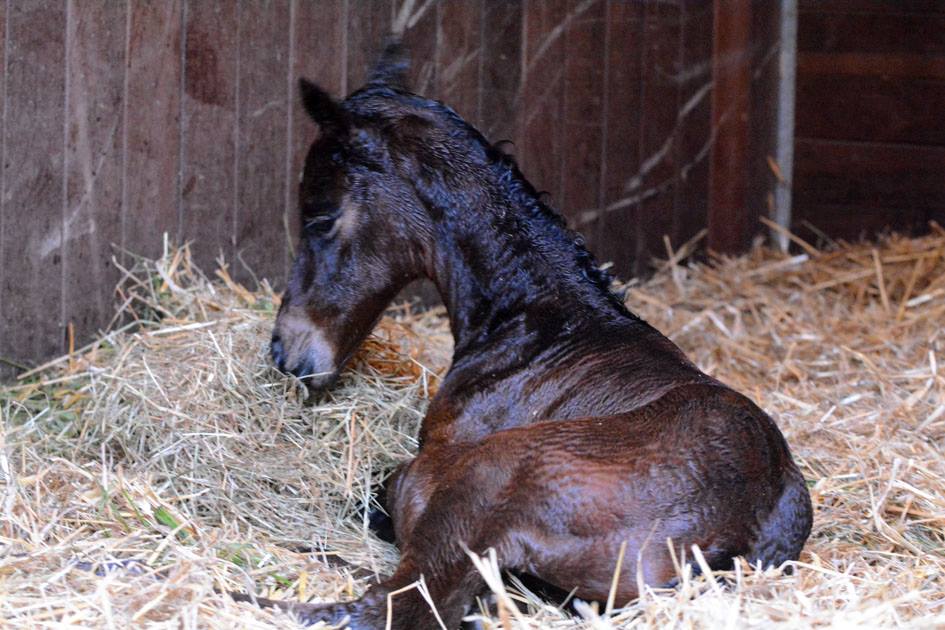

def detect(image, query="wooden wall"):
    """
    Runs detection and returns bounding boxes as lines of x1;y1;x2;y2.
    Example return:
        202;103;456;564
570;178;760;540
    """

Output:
0;0;782;379
793;0;945;242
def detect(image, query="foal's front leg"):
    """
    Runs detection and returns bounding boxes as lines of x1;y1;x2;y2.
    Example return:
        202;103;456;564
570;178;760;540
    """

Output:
240;550;486;629
364;463;411;544
369;438;470;541
236;559;443;629
266;445;519;628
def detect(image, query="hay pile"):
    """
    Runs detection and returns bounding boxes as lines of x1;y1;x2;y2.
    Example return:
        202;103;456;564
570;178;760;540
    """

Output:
2;228;944;628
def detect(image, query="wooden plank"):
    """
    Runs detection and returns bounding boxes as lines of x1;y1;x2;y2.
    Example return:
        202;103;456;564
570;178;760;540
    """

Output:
289;0;346;261
559;0;605;241
672;0;713;252
796;74;945;146
479;1;522;142
747;0;781;244
791;202;927;242
180;0;239;276
634;1;683;270
0;0;66;374
123;0;183;261
793;139;945;214
62;0;126;348
798;52;945;81
233;0;290;287
707;0;752;254
399;0;439;97
293;0;345;95
436;0;483;124
798;0;945;17
518;0;568;207
798;10;945;56
345;1;391;92
794;0;945;242
0;1;7;378
585;0;644;280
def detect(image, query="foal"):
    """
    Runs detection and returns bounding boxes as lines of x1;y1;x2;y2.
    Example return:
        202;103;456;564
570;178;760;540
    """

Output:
259;48;812;629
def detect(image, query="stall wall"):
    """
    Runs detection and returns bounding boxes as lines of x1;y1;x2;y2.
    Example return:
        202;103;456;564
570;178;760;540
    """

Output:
793;0;945;242
0;0;784;378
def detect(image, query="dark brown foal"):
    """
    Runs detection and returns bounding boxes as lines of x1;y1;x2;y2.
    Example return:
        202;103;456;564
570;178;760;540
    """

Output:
257;44;812;629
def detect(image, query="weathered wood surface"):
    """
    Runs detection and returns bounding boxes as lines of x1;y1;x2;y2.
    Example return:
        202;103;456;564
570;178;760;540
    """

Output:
707;0;752;254
181;0;239;276
124;0;183;262
233;0;291;286
1;0;787;377
63;1;126;349
0;1;67;378
794;0;945;242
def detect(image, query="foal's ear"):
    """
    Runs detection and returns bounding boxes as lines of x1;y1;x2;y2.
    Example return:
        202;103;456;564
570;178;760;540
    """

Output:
367;39;410;90
299;78;347;132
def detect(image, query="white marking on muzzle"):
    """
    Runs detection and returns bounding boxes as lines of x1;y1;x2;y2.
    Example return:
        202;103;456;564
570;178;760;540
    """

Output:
277;311;337;381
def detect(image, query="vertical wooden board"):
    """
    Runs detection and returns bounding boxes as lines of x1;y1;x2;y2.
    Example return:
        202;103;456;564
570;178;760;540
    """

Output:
672;0;712;250
346;1;391;93
123;0;183;261
518;0;568;206
479;1;522;142
747;0;780;245
706;0;752;254
436;0;483;124
0;1;66;373
0;1;7;379
180;0;238;276
234;0;290;287
590;0;644;280
634;0;682;272
290;0;346;259
293;0;346;95
62;1;126;347
0;0;8;377
559;0;605;250
399;0;438;96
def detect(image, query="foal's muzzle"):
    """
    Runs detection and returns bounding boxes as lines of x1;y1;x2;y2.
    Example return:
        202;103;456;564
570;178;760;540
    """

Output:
270;330;338;392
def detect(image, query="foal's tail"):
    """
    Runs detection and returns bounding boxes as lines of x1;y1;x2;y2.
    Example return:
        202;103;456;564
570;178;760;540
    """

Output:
747;465;813;569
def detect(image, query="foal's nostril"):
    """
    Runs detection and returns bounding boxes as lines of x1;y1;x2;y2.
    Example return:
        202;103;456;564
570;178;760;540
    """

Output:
270;334;286;370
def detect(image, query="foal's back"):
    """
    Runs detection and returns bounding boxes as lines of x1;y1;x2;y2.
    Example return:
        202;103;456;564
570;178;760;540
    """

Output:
424;308;718;442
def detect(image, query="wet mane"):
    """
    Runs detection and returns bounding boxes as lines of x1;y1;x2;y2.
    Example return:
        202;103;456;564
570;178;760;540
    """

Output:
347;85;630;316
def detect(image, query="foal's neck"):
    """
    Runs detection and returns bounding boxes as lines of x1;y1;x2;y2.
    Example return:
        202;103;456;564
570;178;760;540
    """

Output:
426;167;627;355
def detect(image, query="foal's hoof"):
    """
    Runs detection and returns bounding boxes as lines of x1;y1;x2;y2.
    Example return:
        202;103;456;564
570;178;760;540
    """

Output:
367;506;396;543
230;592;371;628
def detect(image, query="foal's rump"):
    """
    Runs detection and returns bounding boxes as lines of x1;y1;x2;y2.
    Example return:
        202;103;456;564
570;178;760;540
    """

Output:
476;383;808;600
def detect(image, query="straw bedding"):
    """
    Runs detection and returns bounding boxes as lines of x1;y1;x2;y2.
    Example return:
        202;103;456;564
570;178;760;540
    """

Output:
2;228;944;628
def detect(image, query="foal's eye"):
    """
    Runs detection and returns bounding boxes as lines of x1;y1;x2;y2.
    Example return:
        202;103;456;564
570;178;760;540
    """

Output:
304;215;337;236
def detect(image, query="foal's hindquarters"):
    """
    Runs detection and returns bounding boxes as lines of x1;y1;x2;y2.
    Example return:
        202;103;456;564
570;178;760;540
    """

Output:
268;383;810;630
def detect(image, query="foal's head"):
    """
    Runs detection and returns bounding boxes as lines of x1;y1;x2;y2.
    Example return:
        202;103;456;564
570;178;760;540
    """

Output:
271;48;452;389
272;45;622;390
